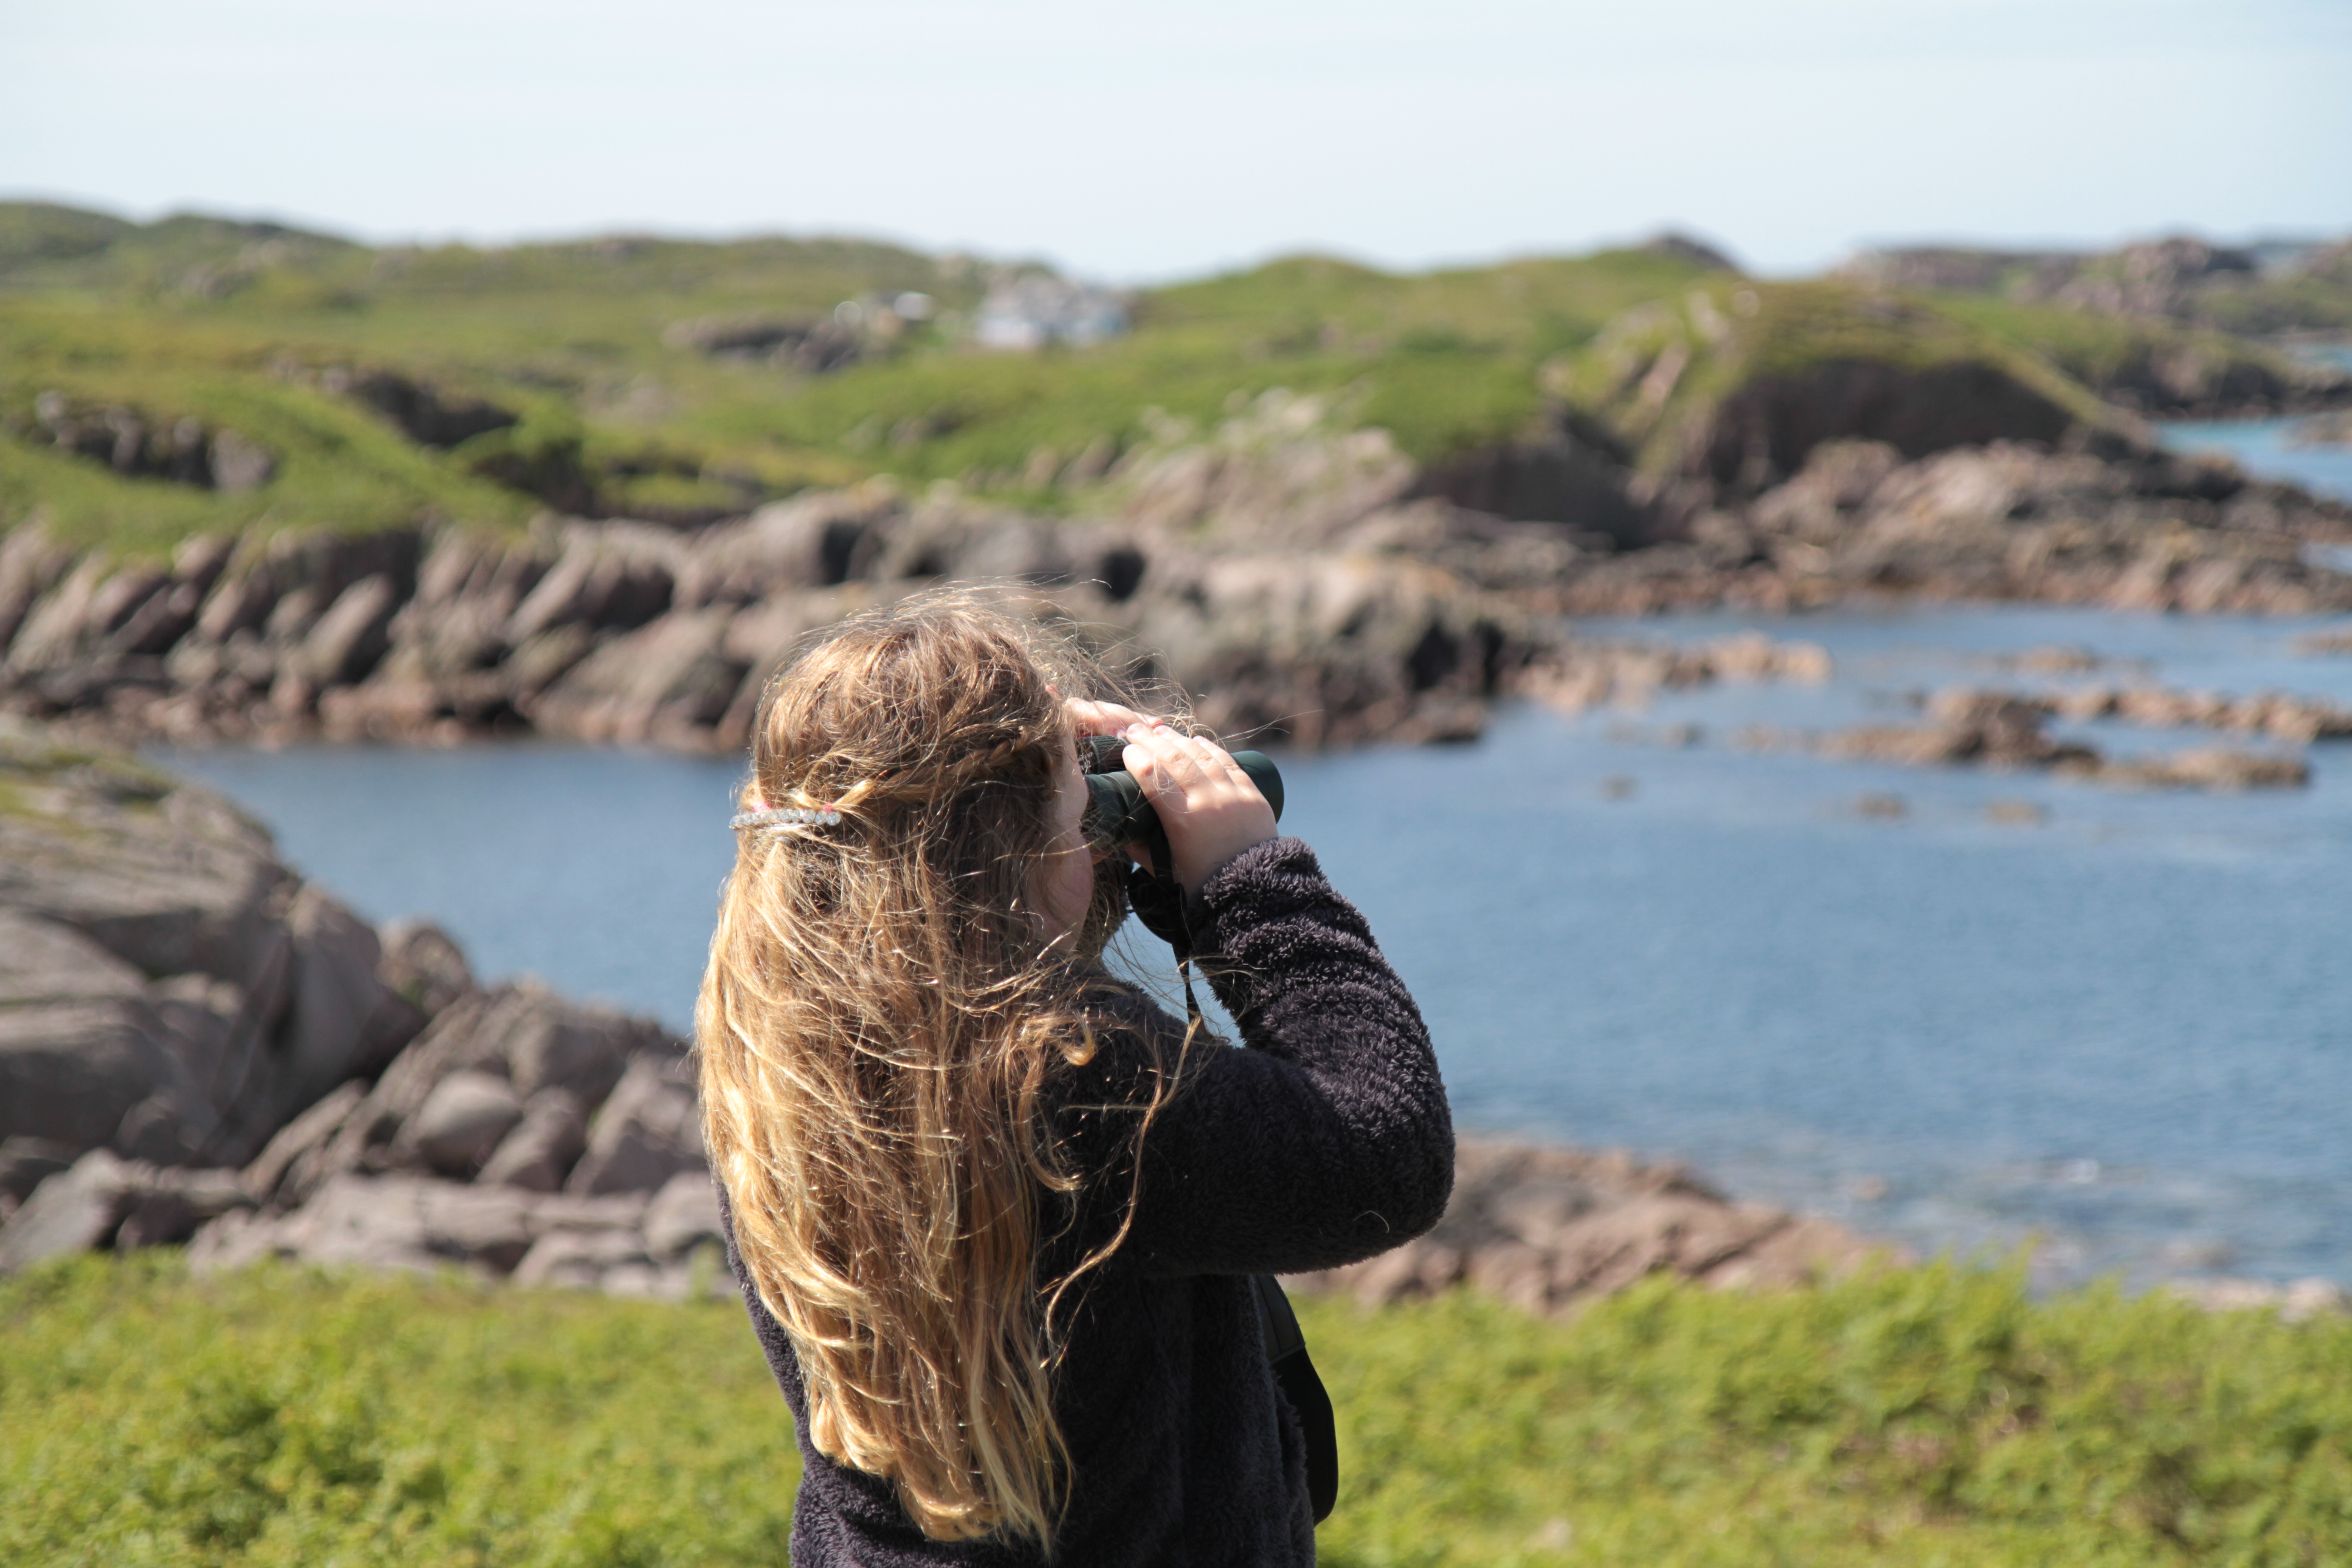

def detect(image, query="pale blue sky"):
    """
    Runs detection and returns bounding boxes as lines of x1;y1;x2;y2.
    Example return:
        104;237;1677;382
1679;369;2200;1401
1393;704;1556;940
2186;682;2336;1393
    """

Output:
3;0;2346;279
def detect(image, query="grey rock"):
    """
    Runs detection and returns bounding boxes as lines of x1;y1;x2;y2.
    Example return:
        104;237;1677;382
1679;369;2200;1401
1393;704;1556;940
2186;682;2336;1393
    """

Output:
400;1070;524;1177
377;917;475;1017
1285;1141;1894;1316
643;1170;722;1260
115;1092;210;1164
208;430;276;494
0;998;181;1152
5;555;108;674
565;1053;703;1196
191;569;278;645
530;609;744;747
505;527;678;642
512;1225;655;1289
316;985;662;1193
0;909;147;1005
0;1137;77;1205
567;1062;701;1194
0;749;286;981
190;1173;638;1279
116;1166;252;1250
476;1088;587;1191
0;1148;138;1270
0;524;74;657
147;971;252;1116
495;988;657;1103
196;1173;540;1277
281;883;422;1111
0;724;454;1172
300;574;399;686
502;623;594;699
241;1080;366;1205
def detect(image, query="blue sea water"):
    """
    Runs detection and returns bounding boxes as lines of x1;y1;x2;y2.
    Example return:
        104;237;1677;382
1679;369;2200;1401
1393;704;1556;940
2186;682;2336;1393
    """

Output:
147;412;2352;1292
156;599;2352;1293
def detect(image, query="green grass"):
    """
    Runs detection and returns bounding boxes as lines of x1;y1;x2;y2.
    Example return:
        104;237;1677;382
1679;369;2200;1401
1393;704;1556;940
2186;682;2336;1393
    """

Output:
1934;296;2325;407
6;1254;2349;1566
1548;279;2132;480
4;202;2346;559
0;206;1735;551
0;1254;800;1568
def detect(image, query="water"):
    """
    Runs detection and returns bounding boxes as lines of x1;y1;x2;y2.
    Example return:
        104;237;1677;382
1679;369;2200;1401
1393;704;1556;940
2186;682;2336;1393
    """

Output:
2288;342;2352;377
155;602;2352;1293
2157;410;2352;505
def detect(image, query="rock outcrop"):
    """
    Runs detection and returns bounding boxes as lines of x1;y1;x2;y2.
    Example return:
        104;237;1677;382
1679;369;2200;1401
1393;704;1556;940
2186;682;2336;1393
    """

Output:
1725;686;2314;792
1545;439;2352;616
9;372;2352;759
1284;1141;1896;1316
0;721;425;1174
0;716;724;1292
0;721;1903;1312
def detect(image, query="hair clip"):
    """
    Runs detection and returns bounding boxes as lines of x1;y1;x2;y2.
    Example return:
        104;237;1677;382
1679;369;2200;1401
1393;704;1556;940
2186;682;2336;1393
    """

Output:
730;804;844;830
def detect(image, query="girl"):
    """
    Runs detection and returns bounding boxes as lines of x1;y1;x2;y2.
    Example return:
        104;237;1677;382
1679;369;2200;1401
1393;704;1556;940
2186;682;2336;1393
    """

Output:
697;595;1453;1565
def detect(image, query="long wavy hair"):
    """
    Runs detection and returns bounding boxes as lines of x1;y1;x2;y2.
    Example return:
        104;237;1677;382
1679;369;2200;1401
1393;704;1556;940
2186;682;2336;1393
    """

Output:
696;593;1175;1551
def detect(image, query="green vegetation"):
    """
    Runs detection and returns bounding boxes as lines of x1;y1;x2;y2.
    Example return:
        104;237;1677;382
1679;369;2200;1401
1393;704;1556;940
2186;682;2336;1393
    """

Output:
1548;280;2128;478
0;204;1727;552
5;202;2345;559
6;1253;2349;1566
0;1253;800;1568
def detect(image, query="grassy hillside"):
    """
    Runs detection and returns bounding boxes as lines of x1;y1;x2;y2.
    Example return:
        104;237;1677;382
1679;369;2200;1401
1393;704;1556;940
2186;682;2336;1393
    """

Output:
4;202;2338;560
1548;280;2131;485
5;1253;2349;1566
0;205;1731;553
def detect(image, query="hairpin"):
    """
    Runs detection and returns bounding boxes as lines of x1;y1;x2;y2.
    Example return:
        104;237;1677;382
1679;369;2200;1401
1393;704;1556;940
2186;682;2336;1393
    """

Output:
730;803;843;830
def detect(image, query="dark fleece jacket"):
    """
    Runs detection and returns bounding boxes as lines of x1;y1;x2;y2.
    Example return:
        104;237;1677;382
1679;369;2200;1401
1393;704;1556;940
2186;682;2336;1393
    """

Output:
718;836;1455;1567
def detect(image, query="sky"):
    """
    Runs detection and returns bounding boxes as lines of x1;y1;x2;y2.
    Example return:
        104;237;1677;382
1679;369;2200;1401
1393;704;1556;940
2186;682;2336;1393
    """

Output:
3;0;2347;282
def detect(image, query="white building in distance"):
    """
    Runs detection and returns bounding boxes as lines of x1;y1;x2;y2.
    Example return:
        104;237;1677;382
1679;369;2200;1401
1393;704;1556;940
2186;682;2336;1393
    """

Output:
975;274;1130;350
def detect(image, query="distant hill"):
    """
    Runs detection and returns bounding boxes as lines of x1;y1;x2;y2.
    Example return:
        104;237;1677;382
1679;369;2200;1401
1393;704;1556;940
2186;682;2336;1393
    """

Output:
1838;235;2352;337
1;201;2345;555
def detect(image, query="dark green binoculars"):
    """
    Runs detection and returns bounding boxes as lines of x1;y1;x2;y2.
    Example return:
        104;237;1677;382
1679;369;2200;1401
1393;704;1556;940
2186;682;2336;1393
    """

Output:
1081;734;1284;854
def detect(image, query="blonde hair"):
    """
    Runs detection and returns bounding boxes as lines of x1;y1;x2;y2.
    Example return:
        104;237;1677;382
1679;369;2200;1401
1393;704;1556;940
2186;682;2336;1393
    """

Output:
696;593;1175;1550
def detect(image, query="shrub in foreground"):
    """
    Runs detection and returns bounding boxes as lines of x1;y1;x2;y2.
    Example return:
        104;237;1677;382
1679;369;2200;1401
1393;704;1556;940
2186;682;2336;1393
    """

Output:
3;1255;2347;1566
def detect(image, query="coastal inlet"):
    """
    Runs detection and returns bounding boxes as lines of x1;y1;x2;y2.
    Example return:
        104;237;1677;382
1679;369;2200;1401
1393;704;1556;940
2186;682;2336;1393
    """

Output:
156;598;2352;1298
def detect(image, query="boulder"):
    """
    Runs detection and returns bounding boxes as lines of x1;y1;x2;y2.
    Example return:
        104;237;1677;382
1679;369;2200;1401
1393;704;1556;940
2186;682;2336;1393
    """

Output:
566;1053;703;1196
377;918;475;1017
0;998;192;1155
643;1170;724;1260
512;1226;657;1289
305;985;663;1199
299;574;399;686
476;1088;588;1191
0;1149;141;1269
191;1173;539;1278
188;1173;654;1283
0;1137;77;1211
240;1080;367;1204
280;884;425;1112
113;1166;252;1250
397;1070;525;1177
1284;1141;1895;1316
0;721;444;1170
529;610;745;747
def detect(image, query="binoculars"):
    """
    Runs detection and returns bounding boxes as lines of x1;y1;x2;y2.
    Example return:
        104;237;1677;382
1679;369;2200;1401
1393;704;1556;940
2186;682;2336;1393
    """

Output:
1082;734;1284;857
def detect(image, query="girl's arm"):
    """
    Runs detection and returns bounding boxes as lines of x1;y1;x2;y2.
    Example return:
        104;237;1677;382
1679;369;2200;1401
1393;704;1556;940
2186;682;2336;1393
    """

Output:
1124;835;1455;1278
1054;714;1453;1278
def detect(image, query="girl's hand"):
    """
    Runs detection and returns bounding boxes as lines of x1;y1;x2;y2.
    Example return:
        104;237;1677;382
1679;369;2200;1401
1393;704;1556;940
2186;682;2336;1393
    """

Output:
1116;721;1277;893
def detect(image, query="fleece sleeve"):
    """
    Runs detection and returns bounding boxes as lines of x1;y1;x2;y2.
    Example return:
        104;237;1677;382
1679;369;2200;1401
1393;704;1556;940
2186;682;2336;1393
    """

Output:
1059;836;1454;1279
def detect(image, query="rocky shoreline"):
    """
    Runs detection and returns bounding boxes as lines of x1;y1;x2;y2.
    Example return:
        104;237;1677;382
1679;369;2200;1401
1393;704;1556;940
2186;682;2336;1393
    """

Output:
6;385;2352;773
3;718;2344;1319
0;716;1888;1309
